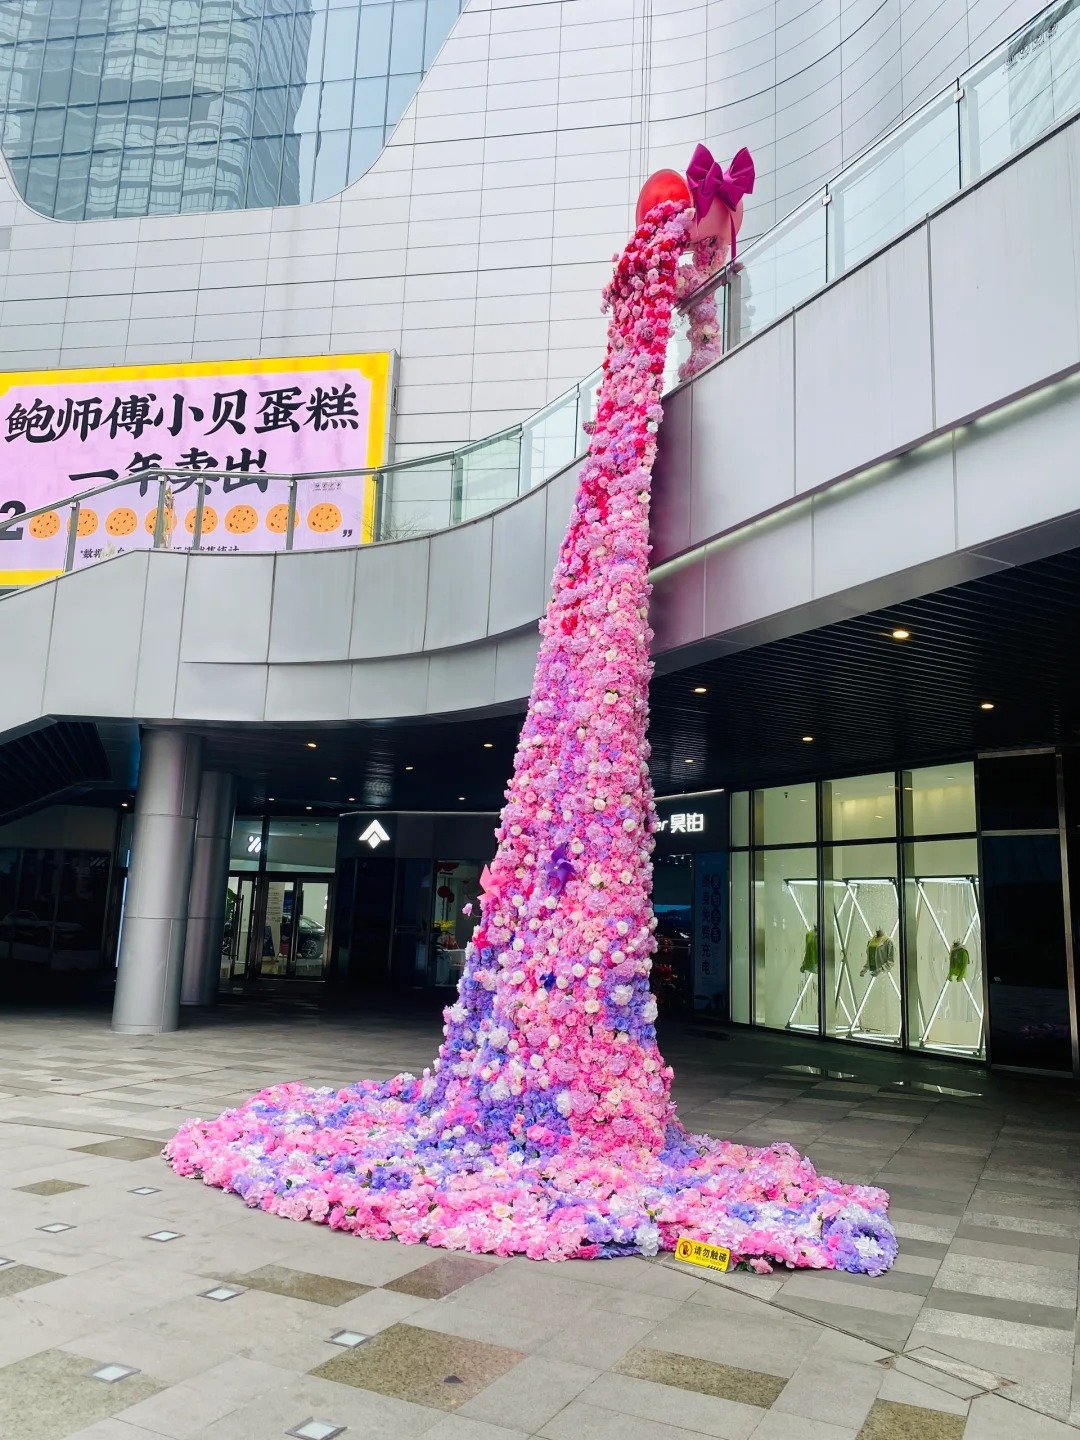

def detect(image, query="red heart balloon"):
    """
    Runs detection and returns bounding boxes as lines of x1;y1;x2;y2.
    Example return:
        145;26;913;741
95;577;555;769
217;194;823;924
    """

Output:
635;169;691;227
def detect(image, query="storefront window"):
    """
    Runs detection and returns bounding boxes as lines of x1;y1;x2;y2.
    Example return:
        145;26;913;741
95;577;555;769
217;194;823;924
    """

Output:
904;837;984;1057
754;847;818;1030
823;843;901;1045
730;849;750;1022
823;773;896;841
754;783;816;846
730;791;750;848
902;763;976;836
431;861;480;986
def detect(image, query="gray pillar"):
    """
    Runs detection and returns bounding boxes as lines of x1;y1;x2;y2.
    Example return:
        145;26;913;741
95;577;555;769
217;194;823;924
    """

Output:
113;728;204;1035
180;770;236;1008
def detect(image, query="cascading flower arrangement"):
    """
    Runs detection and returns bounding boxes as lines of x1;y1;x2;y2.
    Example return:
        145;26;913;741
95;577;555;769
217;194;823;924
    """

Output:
164;200;896;1277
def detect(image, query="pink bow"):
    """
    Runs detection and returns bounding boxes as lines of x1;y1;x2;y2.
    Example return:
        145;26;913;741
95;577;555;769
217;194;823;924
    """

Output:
686;144;755;259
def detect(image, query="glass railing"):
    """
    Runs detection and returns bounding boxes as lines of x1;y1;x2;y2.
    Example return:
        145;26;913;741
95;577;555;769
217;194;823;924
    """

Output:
0;0;1075;586
678;0;1080;354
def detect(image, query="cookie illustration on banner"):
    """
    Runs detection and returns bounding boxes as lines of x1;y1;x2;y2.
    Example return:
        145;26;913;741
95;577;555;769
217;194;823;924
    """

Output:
307;502;342;533
68;508;98;538
225;504;259;535
28;510;61;539
144;508;177;534
266;503;289;534
105;508;138;537
185;506;218;534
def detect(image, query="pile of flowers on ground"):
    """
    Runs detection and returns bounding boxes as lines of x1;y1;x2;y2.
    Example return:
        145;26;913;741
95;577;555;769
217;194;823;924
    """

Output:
165;201;896;1277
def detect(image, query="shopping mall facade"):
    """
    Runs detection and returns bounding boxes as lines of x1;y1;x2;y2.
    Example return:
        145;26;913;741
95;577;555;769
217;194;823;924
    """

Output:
1;0;1079;1078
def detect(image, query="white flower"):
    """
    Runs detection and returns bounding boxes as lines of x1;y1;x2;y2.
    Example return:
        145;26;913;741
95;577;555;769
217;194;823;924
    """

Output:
555;1091;572;1117
584;998;601;1013
642;998;658;1023
613;985;633;1005
572;964;586;978
586;972;602;988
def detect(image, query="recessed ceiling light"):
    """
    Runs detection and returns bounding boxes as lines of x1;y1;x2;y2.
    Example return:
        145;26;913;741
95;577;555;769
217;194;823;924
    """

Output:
347;796;355;802
306;806;312;811
980;702;994;710
483;742;493;748
121;802;128;808
329;775;337;781
684;758;694;764
891;628;910;640
405;765;413;771
458;795;465;801
268;796;275;801
802;735;814;742
693;686;707;694
307;741;317;748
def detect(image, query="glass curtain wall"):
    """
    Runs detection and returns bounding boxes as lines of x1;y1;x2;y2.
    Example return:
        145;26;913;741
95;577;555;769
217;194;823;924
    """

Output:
730;763;985;1059
0;0;465;221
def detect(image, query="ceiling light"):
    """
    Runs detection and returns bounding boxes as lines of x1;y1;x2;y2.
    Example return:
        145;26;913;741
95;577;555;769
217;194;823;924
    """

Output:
306;806;312;811
980;702;994;710
483;742;493;748
891;628;910;640
684;758;694;764
405;765;413;771
307;741;317;749
329;775;337;781
693;686;707;694
268;796;275;801
347;796;355;802
458;795;465;801
802;735;814;742
121;802;128;808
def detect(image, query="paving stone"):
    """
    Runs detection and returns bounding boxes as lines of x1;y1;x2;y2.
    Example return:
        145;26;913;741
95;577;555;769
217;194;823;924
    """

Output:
227;1264;371;1307
614;1343;786;1407
0;1263;64;1298
72;1138;164;1162
15;1179;89;1196
383;1255;496;1300
0;1348;163;1440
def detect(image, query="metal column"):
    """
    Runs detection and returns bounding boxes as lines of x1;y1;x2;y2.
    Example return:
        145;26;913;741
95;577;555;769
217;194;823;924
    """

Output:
112;729;204;1035
180;770;236;1008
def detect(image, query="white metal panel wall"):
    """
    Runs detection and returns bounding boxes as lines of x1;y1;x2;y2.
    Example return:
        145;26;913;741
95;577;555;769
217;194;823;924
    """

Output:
0;0;1049;462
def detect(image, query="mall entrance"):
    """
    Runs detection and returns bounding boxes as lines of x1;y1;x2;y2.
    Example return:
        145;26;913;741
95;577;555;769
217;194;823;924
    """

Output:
221;872;332;985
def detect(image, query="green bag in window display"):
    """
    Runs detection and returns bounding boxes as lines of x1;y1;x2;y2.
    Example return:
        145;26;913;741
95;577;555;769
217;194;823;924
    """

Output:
800;928;818;975
947;941;970;982
863;929;895;976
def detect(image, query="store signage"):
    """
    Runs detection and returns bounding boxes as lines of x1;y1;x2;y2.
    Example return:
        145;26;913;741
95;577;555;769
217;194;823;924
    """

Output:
656;812;705;834
246;834;262;855
0;352;392;587
359;820;390;849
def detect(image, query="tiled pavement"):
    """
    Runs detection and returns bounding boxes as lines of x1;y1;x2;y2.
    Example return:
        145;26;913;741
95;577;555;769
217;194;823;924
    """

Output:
1;1002;1079;1440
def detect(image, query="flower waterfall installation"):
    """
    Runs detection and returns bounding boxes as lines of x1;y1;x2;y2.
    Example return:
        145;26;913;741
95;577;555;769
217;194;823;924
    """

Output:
165;202;897;1277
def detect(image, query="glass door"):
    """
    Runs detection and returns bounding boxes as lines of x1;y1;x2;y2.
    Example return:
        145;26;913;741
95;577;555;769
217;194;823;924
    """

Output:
293;878;331;977
222;874;257;983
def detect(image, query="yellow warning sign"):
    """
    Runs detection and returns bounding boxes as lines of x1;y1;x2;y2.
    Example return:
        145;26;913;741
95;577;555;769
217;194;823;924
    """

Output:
675;1236;732;1272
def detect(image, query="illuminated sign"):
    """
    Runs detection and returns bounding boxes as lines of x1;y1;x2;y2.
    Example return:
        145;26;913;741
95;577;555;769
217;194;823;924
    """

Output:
0;352;392;586
359;820;390;849
656;812;705;834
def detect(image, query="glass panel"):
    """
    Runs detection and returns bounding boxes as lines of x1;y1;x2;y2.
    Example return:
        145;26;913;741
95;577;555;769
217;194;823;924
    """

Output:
55;150;91;219
220;88;254;142
377;458;454;538
823;843;901;1045
117;145;153;215
905;837;984;1057
902;762;976;836
828;93;959;279
979;753;1058;831
10;849;59;966
294;879;331;976
754;782;816;846
24;152;59;211
753;846;818;1031
984;833;1070;1070
69;32;105;104
247;132;284;206
53;851;110;971
149;143;184;212
161;22;197;95
291;9;325;85
39;36;75;105
253;85;287;137
260;877;295;976
100;27;136;101
425;0;460;66
453;431;523;523
390;0;426;73
356;4;392;79
258;14;295;89
225;17;260;88
229;817;264;871
729;847;750;1022
655;855;694;1013
730;192;826;346
131;24;166;99
2;108;34;156
729;790;750;847
823;772;897;841
49;0;82;39
213;135;248;209
10;41;44;109
31;106;65;154
319;79;353;130
386;69;420;126
222;874;256;981
521;389;580;490
63;104;96;153
265;817;338;873
312;126;348;200
181;140;216;210
0;849;18;966
85;148;122;217
431;860;481;986
348;124;382;183
962;2;1080;184
323;8;359;82
353;74;387;128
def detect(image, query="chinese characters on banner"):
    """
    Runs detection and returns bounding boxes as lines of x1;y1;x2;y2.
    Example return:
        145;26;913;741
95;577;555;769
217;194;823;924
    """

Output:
0;353;392;585
693;851;728;1013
